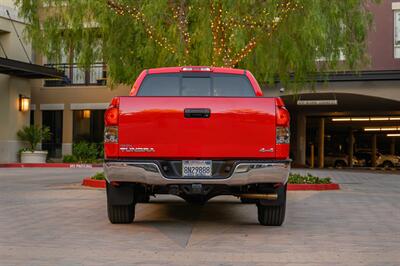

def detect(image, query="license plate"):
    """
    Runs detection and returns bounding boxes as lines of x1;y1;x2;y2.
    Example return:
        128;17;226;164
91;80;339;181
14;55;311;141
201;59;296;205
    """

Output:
182;160;212;177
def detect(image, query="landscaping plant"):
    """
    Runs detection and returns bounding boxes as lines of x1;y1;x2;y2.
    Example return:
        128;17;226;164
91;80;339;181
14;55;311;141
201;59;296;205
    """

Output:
288;173;332;184
91;172;105;180
17;125;51;151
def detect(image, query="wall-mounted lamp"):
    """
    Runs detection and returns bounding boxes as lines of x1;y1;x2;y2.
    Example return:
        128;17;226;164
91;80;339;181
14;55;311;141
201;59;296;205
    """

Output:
83;110;91;119
19;95;30;112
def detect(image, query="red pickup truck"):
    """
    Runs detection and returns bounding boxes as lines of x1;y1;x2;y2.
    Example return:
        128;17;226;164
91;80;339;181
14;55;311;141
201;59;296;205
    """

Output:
104;66;290;226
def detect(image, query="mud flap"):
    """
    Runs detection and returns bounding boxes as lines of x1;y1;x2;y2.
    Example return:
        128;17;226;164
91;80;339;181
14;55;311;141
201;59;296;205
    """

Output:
106;182;135;205
259;184;287;206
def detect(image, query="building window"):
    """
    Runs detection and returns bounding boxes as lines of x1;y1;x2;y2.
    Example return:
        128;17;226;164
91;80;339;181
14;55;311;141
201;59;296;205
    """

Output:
394;10;400;58
73;110;105;143
30;110;34;126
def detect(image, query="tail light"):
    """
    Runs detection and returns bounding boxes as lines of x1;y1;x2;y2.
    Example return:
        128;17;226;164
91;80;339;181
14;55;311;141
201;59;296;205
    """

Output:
105;97;120;126
276;98;290;127
104;97;120;143
276;98;290;145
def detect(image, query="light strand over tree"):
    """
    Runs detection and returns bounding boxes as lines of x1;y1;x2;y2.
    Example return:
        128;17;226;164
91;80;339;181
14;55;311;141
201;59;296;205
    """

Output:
16;0;379;89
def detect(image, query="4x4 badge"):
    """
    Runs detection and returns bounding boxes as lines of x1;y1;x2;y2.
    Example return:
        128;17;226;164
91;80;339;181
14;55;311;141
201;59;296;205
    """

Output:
259;147;274;153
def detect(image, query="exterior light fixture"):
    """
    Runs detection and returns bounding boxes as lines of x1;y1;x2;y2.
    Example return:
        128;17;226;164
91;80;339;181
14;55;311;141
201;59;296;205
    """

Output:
332;116;400;122
364;127;400;132
19;95;30;112
332;117;351;121
387;133;400;137
83;110;91;119
297;100;338;106
351;117;369;121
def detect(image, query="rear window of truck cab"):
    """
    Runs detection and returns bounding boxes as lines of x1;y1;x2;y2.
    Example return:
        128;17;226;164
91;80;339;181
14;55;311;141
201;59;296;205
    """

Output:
137;73;255;97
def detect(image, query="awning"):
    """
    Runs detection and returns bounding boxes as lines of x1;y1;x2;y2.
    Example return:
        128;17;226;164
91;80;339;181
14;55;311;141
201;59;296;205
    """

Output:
0;57;64;79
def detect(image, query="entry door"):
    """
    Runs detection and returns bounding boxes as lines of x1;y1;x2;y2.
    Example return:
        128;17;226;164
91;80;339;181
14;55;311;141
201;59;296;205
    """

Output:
42;110;63;158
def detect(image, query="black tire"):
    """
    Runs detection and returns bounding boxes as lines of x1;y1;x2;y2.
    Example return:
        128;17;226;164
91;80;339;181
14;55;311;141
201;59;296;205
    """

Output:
240;197;258;204
257;185;286;226
334;160;347;168
382;161;394;169
257;204;286;226
106;182;136;224
107;203;135;224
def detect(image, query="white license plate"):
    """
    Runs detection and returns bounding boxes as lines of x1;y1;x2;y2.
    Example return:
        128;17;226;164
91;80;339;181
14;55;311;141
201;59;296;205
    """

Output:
182;160;212;177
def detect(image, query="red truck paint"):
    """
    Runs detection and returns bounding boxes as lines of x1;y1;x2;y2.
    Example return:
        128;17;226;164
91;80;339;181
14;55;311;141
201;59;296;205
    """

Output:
105;66;289;160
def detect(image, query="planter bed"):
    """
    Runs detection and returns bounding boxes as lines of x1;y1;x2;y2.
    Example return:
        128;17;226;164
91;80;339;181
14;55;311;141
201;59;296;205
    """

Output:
81;178;340;191
0;163;102;168
82;178;106;188
287;183;340;191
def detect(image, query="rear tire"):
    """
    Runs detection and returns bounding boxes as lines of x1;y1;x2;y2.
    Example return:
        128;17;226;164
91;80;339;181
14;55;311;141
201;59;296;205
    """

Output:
257;204;286;226
106;182;136;224
382;161;394;169
257;185;286;226
107;203;135;224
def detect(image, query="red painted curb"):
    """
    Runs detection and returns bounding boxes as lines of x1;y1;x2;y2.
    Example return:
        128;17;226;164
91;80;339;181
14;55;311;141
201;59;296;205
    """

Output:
0;163;102;168
288;183;340;191
81;178;340;191
82;178;106;188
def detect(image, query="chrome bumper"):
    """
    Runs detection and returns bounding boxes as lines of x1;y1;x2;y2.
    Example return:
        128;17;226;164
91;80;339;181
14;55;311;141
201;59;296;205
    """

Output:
104;160;290;186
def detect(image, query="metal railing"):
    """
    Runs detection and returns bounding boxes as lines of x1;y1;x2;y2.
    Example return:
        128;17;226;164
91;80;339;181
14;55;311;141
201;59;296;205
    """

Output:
44;63;107;87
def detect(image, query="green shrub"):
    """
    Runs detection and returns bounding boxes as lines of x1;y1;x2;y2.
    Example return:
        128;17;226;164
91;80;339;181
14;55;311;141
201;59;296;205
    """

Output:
17;125;51;151
62;155;78;163
288;173;332;184
72;142;99;163
91;172;105;180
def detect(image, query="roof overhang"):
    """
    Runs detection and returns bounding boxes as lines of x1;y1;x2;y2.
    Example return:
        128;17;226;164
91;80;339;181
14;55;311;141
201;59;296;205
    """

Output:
319;70;400;82
0;57;64;79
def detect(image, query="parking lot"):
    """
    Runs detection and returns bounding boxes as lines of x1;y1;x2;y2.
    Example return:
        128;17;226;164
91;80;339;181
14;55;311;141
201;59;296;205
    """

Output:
0;168;400;265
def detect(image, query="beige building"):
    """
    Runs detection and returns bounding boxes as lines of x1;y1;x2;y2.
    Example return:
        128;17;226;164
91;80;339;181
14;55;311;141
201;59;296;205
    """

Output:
0;0;62;163
1;0;400;167
0;0;32;162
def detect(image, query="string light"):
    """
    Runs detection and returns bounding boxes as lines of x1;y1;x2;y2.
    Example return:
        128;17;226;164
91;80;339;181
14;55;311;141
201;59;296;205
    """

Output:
107;0;176;54
170;3;191;60
107;0;302;67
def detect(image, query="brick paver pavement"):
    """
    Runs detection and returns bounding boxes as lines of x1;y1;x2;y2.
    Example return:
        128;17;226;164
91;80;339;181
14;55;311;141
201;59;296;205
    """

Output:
0;168;399;265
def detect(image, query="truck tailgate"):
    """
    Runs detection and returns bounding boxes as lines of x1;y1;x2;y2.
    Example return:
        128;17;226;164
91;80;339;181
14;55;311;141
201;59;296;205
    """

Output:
118;97;276;159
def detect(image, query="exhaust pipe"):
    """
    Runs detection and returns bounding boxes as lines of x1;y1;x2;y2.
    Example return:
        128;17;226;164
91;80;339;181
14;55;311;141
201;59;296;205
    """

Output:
239;193;278;200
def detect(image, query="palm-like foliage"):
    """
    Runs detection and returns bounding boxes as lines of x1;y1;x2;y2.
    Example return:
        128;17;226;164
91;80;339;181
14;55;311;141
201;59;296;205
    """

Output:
17;125;51;151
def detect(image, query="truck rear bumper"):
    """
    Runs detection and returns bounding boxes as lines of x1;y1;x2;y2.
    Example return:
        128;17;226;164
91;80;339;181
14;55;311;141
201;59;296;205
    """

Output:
104;160;291;186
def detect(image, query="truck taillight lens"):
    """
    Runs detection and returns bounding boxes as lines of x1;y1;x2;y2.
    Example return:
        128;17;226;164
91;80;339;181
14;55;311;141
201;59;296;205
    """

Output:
105;97;120;126
276;106;290;126
276;126;290;144
104;126;118;143
105;107;119;125
275;98;290;145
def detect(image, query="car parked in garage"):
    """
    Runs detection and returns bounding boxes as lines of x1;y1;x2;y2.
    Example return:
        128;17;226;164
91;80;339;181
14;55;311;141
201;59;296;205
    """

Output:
354;150;400;168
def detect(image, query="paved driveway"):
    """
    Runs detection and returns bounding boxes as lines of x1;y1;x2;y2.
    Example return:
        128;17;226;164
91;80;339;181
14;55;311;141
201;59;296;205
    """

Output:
0;168;399;265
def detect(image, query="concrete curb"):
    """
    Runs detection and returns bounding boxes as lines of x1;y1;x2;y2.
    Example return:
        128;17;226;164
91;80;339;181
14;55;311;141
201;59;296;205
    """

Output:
0;163;102;168
81;178;340;191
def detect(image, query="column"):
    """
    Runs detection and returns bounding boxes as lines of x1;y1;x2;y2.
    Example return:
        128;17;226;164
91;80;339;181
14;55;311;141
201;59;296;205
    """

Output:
371;134;377;167
348;129;354;167
62;107;73;156
390;138;396;155
318;118;325;168
295;114;306;165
